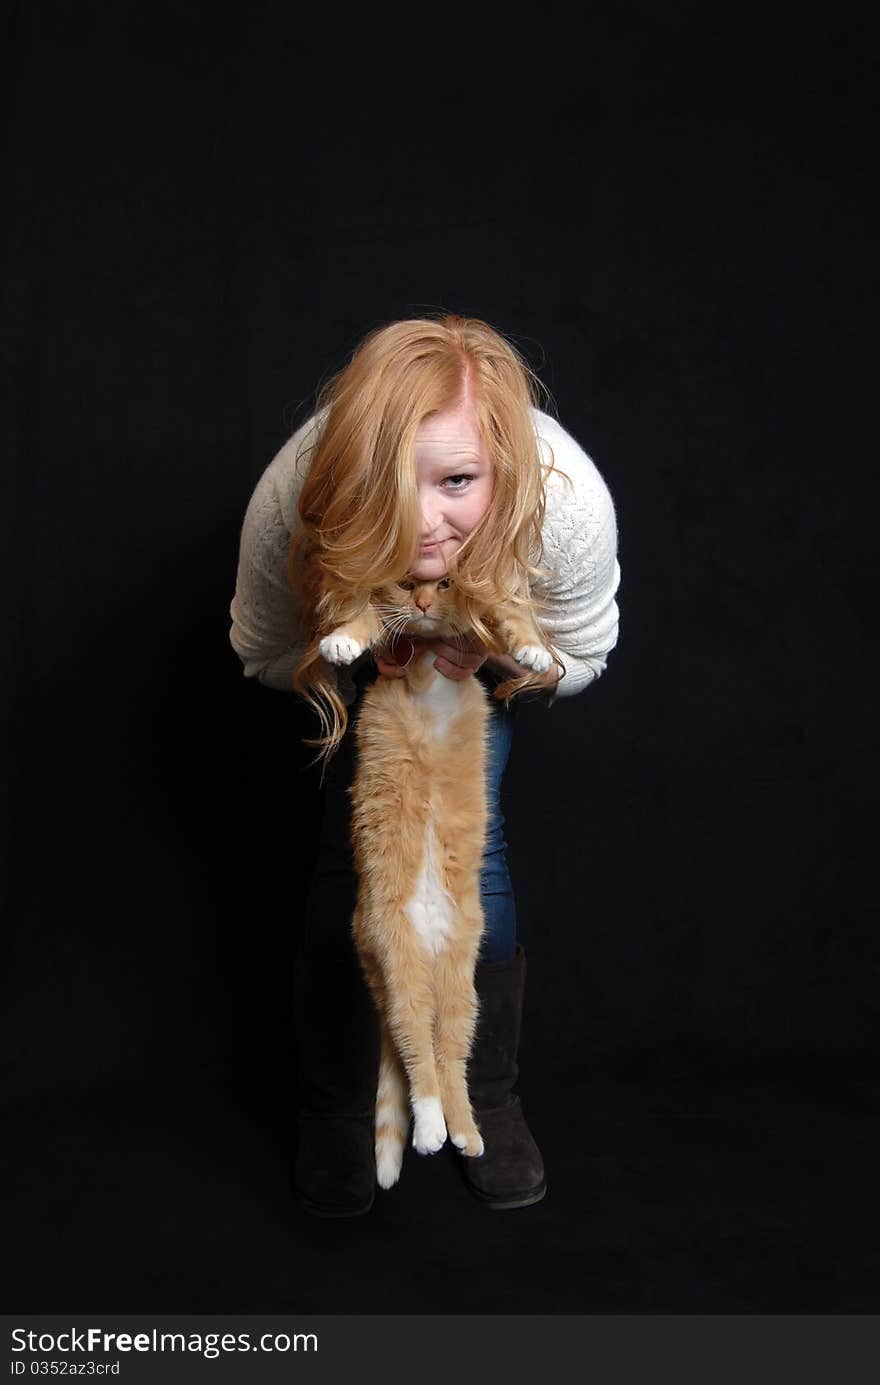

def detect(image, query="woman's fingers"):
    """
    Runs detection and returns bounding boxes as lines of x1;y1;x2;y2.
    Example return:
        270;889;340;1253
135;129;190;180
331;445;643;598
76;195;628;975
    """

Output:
374;635;488;681
426;637;488;679
375;635;419;678
433;656;474;680
374;655;408;678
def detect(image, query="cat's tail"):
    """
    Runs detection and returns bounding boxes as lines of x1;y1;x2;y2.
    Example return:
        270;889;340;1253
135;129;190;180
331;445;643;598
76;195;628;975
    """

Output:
375;1020;410;1189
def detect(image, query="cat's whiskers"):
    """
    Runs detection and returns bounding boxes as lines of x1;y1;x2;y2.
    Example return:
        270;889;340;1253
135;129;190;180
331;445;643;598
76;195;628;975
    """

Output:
445;626;469;653
382;617;415;652
373;607;406;627
376;593;466;649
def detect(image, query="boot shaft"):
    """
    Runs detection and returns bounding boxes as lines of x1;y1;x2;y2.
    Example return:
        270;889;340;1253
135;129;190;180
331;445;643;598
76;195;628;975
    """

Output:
467;943;527;1111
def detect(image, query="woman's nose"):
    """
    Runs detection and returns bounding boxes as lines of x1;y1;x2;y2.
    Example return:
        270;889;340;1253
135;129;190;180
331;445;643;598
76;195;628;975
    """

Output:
420;501;442;538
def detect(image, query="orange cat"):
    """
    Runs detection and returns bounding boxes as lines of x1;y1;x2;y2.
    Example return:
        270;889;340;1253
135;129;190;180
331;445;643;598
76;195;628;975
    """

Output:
318;577;553;1189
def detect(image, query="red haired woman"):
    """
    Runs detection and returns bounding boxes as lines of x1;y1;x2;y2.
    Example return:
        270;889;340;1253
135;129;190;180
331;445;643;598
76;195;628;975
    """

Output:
229;316;621;1215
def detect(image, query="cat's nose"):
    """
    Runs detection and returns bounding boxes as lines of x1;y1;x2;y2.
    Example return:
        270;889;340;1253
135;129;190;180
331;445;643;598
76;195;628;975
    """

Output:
415;596;432;613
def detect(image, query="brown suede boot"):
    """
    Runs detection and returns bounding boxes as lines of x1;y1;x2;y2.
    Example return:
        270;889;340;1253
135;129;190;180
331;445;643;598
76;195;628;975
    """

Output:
292;720;381;1218
292;937;380;1218
458;943;547;1208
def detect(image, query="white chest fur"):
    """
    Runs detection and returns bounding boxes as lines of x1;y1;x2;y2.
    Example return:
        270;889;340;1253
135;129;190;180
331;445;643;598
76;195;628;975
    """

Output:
408;651;463;739
404;817;454;957
403;652;464;954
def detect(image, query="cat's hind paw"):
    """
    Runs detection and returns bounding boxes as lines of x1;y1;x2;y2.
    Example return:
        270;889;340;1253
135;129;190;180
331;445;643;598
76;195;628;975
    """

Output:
319;633;363;665
514;644;553;674
449;1126;485;1158
375;1142;404;1190
412;1097;447;1155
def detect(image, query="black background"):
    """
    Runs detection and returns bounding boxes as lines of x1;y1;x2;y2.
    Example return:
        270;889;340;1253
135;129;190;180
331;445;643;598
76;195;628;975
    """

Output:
3;1;876;1312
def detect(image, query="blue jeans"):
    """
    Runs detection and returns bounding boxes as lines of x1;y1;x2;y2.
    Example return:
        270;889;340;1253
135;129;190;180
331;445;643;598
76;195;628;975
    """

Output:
307;667;517;968
478;690;517;962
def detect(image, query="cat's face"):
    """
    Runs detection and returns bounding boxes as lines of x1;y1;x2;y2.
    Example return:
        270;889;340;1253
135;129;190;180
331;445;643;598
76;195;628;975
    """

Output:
375;578;463;640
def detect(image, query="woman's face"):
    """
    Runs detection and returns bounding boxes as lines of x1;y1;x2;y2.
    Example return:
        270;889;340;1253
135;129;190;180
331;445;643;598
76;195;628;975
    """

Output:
408;398;493;579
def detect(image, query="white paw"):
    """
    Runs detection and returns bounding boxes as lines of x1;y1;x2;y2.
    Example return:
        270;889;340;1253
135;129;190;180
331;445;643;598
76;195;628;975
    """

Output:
450;1130;484;1157
514;644;553;673
319;634;363;665
375;1146;404;1189
412;1097;447;1155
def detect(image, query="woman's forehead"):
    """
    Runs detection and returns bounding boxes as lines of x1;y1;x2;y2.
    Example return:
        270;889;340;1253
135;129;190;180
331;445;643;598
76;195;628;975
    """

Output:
414;410;488;466
414;437;485;466
417;397;484;443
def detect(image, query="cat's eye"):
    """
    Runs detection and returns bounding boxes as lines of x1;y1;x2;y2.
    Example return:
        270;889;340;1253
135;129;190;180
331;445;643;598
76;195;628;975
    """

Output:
398;579;415;592
437;578;452;589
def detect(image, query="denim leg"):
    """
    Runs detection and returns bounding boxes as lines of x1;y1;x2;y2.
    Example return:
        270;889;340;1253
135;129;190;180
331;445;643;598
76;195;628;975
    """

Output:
477;691;518;964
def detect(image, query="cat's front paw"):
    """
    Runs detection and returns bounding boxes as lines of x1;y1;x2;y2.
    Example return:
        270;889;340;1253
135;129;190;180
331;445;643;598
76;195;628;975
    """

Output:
412;1097;447;1155
514;644;553;674
319;633;363;666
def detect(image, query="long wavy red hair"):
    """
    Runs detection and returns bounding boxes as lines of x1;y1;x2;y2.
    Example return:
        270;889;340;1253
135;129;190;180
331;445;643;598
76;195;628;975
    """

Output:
288;314;566;757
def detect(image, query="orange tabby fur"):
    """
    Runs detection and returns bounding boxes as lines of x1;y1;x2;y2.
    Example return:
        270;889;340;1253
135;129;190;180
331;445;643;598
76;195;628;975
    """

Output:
319;580;551;1189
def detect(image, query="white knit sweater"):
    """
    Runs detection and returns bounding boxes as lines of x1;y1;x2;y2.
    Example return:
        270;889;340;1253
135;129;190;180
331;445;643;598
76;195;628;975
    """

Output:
229;408;621;704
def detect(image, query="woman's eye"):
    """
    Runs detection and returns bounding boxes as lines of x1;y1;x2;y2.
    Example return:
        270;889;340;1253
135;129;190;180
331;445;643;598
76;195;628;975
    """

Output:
444;474;472;490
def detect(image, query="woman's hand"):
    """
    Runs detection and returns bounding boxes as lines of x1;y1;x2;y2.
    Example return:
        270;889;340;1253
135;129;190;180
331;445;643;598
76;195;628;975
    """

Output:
424;634;488;681
374;635;419;679
374;634;488;681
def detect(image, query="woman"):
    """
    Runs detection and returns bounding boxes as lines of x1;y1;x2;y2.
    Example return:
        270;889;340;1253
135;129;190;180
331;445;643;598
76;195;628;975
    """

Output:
229;315;621;1215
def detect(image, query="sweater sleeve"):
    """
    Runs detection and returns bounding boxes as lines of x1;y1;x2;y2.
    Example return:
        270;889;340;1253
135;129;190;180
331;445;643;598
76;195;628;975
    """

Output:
534;450;622;706
228;464;306;692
